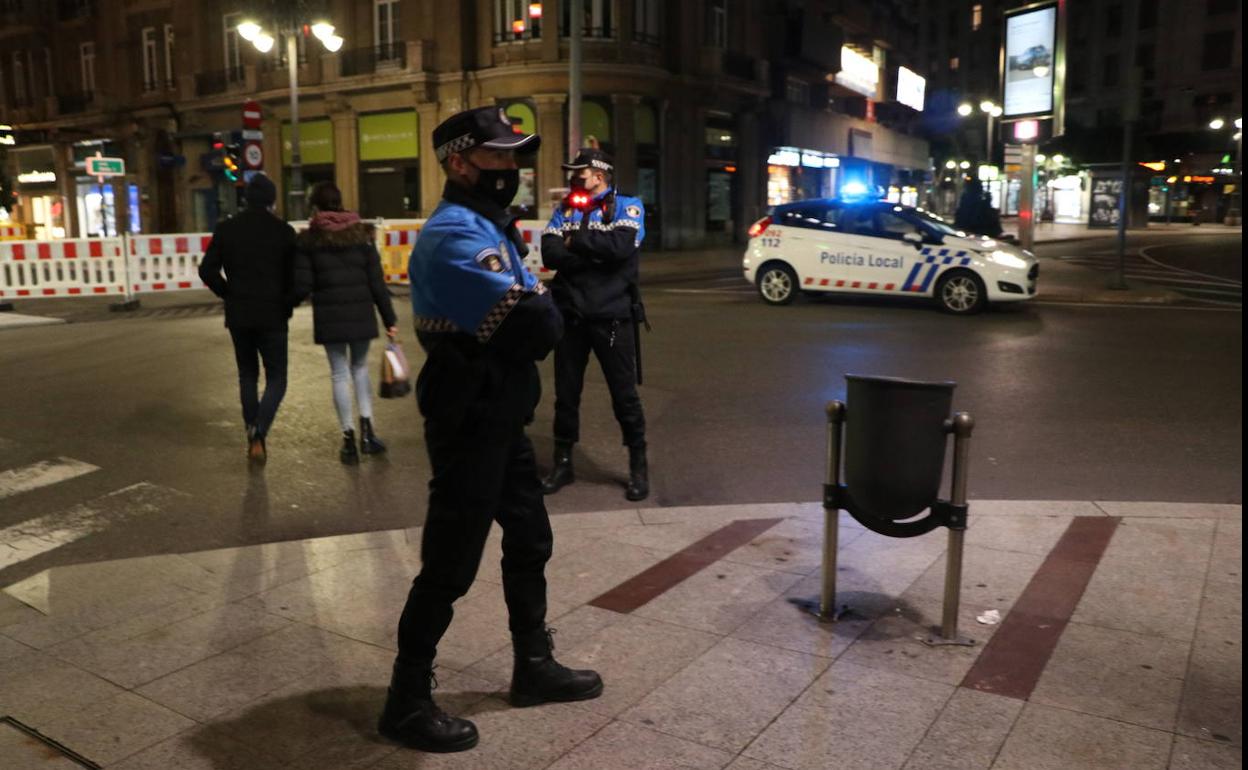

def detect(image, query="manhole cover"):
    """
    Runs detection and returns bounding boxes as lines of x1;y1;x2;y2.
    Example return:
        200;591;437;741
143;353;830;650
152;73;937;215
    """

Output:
0;717;100;769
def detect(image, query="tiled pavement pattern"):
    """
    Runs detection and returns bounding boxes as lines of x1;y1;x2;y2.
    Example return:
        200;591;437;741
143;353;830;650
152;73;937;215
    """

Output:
0;500;1240;769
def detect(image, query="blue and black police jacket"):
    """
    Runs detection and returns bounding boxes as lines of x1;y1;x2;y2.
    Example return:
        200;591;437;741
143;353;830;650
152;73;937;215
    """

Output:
541;188;645;321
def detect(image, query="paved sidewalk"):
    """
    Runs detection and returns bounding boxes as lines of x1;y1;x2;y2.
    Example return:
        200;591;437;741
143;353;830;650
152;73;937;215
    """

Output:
0;311;66;330
0;500;1240;769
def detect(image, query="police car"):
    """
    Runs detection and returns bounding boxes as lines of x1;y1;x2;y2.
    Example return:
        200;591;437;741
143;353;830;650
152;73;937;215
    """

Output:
742;197;1038;314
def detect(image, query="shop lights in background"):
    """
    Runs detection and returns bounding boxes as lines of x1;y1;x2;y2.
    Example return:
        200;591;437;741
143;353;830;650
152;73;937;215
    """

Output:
835;46;879;98
0;124;14;146
1139;161;1166;172
512;18;526;33
767;147;839;168
17;171;57;184
529;2;542;17
978;165;999;182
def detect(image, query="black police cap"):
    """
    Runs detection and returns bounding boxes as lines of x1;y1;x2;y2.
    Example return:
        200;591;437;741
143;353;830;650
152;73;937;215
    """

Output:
562;148;614;175
432;106;540;162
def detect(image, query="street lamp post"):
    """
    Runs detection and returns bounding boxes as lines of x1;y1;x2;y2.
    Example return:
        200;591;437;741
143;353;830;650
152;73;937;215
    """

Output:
959;100;1002;164
1211;117;1243;226
238;14;342;221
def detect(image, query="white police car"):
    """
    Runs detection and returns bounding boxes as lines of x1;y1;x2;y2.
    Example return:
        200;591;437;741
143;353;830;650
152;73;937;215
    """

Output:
742;198;1038;314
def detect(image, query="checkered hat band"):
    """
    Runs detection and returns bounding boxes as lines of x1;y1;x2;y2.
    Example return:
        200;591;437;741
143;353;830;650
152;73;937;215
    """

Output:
436;133;476;161
591;159;612;171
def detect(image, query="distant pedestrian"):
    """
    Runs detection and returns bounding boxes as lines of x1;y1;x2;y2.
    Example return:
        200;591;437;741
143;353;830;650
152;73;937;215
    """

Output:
293;181;398;464
954;178;1003;237
198;173;297;465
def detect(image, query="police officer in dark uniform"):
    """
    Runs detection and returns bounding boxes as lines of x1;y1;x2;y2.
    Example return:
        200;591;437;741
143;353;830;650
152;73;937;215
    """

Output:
539;149;650;501
378;107;602;754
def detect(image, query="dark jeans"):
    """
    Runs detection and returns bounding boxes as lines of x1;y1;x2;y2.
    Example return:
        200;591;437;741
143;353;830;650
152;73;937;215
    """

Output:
395;410;554;664
228;327;288;439
553;316;646;447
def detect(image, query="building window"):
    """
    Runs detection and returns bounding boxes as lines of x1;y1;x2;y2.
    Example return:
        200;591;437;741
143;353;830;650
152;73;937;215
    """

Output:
785;77;809;106
223;13;242;78
635;0;659;44
80;41;95;95
141;27;158;91
1103;54;1119;86
375;0;400;58
949;56;959;71
971;4;982;31
164;24;175;87
496;0;542;41
706;0;727;48
1201;31;1233;70
561;0;612;39
12;51;27;105
1106;5;1122;37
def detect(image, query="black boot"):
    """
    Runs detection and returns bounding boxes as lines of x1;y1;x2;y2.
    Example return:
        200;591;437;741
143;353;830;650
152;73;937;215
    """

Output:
378;661;479;753
541;442;575;495
360;417;387;455
509;627;603;707
625;443;649;501
340;429;359;465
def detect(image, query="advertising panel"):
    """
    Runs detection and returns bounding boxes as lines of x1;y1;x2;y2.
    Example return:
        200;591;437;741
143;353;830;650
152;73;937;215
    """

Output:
897;67;926;111
835;46;879;99
1003;4;1057;118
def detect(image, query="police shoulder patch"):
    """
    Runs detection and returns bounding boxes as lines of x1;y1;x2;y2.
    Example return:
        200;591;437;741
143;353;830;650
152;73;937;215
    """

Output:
625;204;642;218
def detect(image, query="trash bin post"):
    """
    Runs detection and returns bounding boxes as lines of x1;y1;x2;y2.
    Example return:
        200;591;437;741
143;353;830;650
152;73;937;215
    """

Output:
819;400;846;620
791;400;850;622
926;411;976;647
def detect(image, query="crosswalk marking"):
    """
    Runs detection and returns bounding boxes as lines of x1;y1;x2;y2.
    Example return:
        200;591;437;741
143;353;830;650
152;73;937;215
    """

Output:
0;457;100;500
0;482;185;571
1056;254;1241;304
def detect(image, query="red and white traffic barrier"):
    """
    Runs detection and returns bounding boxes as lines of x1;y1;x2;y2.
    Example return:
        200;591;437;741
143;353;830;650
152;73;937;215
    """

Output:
0;224;26;241
127;233;212;294
0;238;127;298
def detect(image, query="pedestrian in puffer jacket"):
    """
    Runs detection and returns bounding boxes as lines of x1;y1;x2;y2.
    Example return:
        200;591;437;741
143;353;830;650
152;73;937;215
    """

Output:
293;181;399;464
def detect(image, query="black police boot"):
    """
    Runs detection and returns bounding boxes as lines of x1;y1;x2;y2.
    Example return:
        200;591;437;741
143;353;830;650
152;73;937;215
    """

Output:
541;442;575;495
378;660;479;753
340;429;359;465
625;443;649;501
360;417;387;455
509;628;603;708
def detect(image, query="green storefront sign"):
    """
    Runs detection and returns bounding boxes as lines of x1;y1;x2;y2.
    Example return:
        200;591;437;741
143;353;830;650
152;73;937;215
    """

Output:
281;119;334;166
359;111;419;161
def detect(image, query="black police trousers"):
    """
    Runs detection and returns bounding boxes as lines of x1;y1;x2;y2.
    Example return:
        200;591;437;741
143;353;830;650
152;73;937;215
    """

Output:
552;316;646;448
395;409;554;665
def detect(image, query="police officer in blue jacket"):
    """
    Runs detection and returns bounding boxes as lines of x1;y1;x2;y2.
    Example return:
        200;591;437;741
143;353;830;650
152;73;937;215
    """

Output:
379;107;602;754
540;149;650;501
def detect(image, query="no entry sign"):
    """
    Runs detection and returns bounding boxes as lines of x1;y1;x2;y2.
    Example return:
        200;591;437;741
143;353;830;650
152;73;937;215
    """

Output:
242;100;263;129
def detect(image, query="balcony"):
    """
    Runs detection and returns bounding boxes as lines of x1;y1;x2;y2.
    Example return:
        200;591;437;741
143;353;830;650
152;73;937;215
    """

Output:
56;0;93;21
196;67;245;97
339;42;407;77
57;90;93;115
699;48;769;86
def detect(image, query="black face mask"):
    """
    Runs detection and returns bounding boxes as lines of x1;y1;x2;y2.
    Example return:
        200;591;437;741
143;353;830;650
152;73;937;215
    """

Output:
568;175;587;190
468;160;520;209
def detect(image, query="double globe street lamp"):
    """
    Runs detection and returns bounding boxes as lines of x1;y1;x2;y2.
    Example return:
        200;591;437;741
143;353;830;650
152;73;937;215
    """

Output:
236;16;343;220
958;100;1004;165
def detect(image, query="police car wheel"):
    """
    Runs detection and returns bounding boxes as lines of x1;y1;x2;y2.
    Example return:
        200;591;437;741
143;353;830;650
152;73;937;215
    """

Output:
935;270;987;314
757;263;799;306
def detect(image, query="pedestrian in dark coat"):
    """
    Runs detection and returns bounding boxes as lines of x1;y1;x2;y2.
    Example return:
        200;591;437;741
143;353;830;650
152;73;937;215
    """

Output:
293;181;398;464
198;173;296;464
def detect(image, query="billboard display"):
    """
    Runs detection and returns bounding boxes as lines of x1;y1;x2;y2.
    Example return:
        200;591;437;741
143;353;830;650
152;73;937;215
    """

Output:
836;46;879;99
1003;3;1057;118
897;67;926;111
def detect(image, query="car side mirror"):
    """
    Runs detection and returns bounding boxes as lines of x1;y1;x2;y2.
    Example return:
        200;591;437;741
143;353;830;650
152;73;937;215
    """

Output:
903;231;924;246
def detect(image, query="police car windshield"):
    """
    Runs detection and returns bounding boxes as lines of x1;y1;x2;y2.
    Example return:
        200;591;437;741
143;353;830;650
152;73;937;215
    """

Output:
908;207;962;237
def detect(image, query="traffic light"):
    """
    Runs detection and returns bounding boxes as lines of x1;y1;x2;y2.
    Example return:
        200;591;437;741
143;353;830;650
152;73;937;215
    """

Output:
223;150;240;183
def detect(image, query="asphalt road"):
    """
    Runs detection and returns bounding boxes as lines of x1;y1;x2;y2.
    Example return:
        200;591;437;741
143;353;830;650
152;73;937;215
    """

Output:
1047;232;1242;305
0;231;1241;585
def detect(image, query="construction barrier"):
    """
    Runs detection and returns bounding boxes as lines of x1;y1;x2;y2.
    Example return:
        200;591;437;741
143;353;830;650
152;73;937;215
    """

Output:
0;224;27;241
127;233;212;294
0;238;127;299
0;217;557;301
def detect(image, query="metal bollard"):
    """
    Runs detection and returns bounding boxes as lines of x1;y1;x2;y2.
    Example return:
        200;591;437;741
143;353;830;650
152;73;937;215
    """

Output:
924;412;975;647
